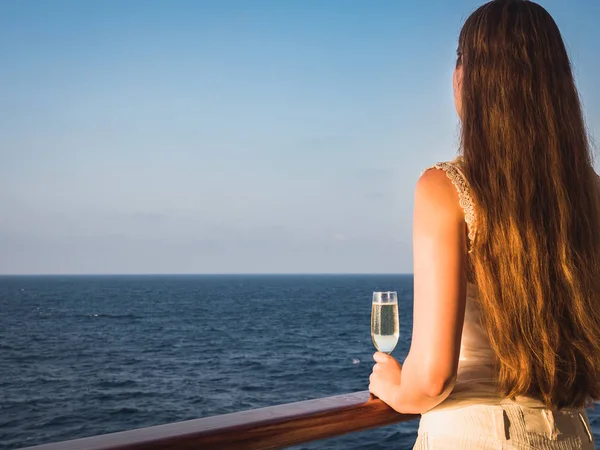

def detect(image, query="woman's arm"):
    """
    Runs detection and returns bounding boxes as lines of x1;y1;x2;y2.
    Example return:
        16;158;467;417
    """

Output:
369;168;468;414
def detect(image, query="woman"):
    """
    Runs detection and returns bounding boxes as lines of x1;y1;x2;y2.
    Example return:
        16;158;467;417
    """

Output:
368;1;599;448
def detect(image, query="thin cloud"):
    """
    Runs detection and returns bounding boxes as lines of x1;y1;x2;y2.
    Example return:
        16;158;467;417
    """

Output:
364;191;389;200
354;168;395;181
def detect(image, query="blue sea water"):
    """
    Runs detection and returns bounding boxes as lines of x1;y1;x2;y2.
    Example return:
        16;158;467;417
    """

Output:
0;275;598;450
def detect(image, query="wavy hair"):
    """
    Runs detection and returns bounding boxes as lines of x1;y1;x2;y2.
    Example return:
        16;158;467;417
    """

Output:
457;0;600;408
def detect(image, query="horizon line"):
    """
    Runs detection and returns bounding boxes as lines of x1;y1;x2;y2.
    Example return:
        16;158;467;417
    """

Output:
0;272;414;277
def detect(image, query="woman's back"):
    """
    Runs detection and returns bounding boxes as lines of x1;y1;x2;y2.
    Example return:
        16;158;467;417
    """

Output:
425;158;600;412
411;157;599;448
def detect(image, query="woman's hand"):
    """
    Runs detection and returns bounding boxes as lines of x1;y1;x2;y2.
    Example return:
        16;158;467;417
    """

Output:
368;352;402;407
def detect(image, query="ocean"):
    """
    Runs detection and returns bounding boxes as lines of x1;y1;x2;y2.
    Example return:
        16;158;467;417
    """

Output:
0;274;598;450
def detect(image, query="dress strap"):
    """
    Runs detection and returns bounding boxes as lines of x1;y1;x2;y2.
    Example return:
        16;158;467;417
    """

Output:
427;160;477;247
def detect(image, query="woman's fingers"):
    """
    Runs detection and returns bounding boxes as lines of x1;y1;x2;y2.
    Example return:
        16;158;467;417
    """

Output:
373;352;393;363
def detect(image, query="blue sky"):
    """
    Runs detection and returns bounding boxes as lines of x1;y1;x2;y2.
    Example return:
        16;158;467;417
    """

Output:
1;0;599;274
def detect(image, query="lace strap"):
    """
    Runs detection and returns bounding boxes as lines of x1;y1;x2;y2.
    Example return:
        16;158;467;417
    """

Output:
428;161;477;246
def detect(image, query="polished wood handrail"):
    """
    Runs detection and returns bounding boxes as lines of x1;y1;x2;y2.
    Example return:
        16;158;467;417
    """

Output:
20;391;419;450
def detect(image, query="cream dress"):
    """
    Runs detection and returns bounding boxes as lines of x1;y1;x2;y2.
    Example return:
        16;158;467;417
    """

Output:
412;160;596;449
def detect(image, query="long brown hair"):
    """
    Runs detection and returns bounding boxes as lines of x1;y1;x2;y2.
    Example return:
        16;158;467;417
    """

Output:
458;0;600;408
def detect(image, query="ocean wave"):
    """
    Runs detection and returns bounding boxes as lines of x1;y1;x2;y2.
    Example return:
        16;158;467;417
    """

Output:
86;313;140;320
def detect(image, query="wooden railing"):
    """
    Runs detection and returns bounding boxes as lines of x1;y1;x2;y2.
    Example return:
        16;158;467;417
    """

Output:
20;391;419;450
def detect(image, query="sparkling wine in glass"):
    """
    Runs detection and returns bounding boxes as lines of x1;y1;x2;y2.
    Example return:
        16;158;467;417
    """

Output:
371;291;399;354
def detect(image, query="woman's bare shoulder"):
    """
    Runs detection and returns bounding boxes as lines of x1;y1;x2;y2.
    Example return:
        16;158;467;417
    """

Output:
415;165;465;222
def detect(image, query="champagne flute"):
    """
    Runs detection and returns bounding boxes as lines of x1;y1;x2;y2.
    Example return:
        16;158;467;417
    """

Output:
371;291;399;354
